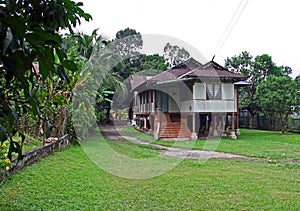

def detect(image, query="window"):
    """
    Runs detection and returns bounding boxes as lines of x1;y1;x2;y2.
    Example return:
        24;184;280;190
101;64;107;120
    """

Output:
206;84;221;100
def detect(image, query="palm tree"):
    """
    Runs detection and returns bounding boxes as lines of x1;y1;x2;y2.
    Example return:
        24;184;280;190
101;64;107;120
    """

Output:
74;29;109;61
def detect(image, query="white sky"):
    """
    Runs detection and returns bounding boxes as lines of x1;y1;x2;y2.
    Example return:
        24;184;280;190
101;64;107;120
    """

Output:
75;0;300;78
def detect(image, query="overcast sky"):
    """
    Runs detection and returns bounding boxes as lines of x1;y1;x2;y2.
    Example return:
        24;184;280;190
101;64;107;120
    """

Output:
75;0;300;78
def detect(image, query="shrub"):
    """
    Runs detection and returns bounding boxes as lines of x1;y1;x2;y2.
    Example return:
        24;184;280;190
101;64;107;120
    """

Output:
0;141;11;171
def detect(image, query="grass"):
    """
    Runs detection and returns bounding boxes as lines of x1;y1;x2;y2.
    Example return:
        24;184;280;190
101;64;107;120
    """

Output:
122;127;300;160
0;137;300;210
121;126;155;142
13;134;43;153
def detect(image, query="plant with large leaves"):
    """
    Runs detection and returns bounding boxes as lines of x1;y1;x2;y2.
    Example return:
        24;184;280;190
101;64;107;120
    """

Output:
0;0;91;163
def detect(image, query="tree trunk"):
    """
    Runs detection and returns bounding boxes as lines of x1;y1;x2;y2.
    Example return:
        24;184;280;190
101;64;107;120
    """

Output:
103;108;111;125
281;114;289;134
256;113;260;128
279;113;285;134
249;112;254;129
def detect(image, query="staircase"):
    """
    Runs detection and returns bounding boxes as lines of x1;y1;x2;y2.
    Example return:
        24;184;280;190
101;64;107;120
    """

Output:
159;122;191;139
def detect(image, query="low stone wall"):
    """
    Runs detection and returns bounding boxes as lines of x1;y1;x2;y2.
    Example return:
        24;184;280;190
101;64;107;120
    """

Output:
2;135;69;178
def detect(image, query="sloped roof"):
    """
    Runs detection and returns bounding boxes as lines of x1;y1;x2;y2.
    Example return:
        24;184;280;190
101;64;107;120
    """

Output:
129;75;152;90
147;58;202;83
186;61;247;81
147;68;191;83
129;58;247;91
172;57;203;69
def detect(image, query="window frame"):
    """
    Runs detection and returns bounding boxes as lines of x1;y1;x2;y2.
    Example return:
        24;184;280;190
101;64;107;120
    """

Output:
206;83;222;100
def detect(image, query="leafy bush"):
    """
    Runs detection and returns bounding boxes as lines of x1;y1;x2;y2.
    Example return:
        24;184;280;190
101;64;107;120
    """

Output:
0;141;11;171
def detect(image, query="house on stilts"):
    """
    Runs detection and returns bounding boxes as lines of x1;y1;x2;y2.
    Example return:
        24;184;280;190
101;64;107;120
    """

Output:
128;58;247;140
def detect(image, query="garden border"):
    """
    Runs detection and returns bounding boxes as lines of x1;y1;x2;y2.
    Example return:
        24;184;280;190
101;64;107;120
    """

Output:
1;135;69;179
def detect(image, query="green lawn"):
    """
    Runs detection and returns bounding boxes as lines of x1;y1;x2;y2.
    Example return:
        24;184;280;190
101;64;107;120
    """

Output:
1;138;300;210
13;134;43;153
122;127;300;160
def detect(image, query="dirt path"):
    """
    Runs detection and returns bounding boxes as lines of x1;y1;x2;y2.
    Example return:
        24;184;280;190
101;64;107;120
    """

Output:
101;125;248;160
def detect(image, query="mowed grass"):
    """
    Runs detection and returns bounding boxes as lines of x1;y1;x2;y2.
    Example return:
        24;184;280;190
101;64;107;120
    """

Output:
0;136;300;210
122;127;300;159
12;133;43;153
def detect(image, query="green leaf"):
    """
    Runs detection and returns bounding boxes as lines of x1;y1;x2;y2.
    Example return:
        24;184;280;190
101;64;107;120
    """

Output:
4;16;26;39
26;27;62;47
2;27;13;55
27;90;40;116
53;95;64;105
37;47;55;79
5;0;16;12
62;60;77;72
0;124;8;143
103;90;115;94
19;132;25;144
55;65;70;84
8;141;23;161
55;48;67;63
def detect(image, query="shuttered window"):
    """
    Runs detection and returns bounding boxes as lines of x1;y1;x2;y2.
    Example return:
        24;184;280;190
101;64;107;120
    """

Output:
206;84;221;100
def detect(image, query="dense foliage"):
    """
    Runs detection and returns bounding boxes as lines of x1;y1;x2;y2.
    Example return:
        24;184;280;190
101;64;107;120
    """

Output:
0;0;91;163
225;51;296;129
256;76;297;133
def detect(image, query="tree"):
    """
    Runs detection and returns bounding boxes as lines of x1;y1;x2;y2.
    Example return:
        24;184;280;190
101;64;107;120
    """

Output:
295;75;300;89
164;43;190;67
252;54;283;82
282;66;293;76
256;76;297;133
74;29;107;61
113;28;142;57
98;28;168;124
295;75;300;105
225;52;285;128
112;54;168;79
0;0;91;160
140;54;169;74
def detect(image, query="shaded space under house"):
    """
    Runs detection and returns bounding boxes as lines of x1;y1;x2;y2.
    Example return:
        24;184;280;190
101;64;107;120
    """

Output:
128;58;247;140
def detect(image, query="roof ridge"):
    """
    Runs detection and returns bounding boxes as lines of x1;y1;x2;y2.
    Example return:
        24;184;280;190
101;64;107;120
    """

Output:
177;67;198;79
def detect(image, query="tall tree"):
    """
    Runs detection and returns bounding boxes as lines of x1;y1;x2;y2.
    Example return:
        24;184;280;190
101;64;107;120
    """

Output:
252;54;283;83
225;52;285;128
74;29;107;61
113;28;142;57
164;43;190;67
282;66;293;76
0;0;91;160
256;76;297;133
112;54;168;79
225;51;257;128
99;28;168;124
295;75;300;105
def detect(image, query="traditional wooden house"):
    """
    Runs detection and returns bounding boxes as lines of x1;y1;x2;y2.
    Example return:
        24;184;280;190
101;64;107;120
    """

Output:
129;58;247;140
